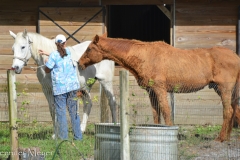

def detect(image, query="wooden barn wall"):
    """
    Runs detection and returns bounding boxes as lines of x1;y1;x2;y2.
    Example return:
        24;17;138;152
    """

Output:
0;0;238;125
0;0;103;75
39;7;104;47
175;0;240;52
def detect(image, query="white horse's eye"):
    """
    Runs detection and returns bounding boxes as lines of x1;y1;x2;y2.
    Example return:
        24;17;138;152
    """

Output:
21;46;25;49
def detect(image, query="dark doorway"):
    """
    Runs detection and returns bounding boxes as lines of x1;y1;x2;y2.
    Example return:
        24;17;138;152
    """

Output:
107;5;170;43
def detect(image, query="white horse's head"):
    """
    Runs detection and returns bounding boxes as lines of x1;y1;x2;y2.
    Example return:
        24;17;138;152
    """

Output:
10;29;33;74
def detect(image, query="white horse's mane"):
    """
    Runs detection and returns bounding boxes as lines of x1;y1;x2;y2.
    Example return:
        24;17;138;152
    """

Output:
26;32;56;58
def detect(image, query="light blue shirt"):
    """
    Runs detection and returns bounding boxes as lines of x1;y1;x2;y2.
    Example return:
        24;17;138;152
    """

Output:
45;48;80;95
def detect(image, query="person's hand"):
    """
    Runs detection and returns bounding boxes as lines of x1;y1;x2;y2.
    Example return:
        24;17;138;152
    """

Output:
77;90;83;98
44;57;49;63
39;49;49;56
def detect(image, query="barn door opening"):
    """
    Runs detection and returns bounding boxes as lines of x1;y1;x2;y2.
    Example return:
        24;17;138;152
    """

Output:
107;5;170;43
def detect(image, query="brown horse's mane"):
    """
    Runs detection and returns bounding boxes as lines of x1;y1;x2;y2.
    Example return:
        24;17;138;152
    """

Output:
100;36;172;53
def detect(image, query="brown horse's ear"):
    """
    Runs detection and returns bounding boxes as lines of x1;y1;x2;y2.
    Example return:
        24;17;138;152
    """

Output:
102;32;107;37
93;35;99;44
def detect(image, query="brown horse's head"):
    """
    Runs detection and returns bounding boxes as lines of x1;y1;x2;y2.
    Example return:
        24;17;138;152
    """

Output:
79;35;103;69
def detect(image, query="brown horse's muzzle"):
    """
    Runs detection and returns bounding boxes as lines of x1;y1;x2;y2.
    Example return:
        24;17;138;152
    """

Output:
79;63;85;70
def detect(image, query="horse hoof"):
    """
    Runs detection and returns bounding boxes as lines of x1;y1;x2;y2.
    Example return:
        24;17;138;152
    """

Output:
81;129;86;133
215;137;224;142
52;134;56;140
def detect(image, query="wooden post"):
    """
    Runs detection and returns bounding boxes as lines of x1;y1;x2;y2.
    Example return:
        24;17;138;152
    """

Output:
120;70;130;160
100;17;110;123
170;1;176;124
100;86;109;123
7;69;19;160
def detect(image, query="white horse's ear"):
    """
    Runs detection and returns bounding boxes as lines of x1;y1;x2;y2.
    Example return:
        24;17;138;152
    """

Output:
22;29;27;38
9;30;16;39
29;37;33;44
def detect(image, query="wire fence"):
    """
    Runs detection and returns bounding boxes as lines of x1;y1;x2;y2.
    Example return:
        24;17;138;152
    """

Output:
0;71;240;160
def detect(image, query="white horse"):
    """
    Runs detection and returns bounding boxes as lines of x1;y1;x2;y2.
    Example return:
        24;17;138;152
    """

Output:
10;29;117;132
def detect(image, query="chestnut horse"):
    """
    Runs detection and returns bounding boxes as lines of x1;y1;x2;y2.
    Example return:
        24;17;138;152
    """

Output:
79;35;240;142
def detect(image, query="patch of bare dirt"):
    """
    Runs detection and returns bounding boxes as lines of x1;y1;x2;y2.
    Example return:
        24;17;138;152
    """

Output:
178;125;240;160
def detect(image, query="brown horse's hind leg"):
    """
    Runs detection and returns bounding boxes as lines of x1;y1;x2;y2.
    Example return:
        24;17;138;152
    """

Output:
216;85;234;142
153;87;173;126
147;89;161;124
231;86;240;127
235;108;240;125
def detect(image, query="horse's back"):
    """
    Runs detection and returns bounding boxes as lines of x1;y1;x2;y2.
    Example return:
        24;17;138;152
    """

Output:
209;47;240;66
136;44;239;86
169;46;240;84
208;47;240;82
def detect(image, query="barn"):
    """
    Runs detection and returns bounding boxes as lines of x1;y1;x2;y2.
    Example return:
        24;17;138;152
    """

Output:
1;0;240;125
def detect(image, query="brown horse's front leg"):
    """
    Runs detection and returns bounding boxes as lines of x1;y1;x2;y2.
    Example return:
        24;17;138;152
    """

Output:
153;87;173;126
151;108;160;124
147;89;161;124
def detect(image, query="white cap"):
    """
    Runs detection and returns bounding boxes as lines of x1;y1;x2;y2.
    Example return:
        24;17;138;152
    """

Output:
55;34;66;44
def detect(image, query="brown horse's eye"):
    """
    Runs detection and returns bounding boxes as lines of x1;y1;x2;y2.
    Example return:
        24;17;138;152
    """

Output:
87;48;91;52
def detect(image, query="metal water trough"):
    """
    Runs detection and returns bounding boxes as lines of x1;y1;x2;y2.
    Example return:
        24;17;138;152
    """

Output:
94;123;179;160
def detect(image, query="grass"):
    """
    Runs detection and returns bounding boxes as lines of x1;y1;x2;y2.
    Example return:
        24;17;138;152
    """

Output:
0;122;95;160
1;122;239;160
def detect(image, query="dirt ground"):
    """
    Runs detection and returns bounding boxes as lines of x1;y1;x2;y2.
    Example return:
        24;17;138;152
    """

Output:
191;140;240;160
178;125;240;160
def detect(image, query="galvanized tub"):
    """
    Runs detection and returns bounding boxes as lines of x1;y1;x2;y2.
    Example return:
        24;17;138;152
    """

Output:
94;123;179;160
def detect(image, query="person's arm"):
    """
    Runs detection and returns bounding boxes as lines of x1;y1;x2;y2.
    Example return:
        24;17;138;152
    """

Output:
39;49;50;56
39;49;50;63
44;51;55;73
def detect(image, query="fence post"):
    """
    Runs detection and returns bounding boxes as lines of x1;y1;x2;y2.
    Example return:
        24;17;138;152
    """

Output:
170;93;175;124
119;70;130;160
100;86;109;123
7;69;19;160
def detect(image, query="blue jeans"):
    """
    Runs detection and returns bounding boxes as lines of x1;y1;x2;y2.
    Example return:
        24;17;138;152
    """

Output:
54;90;82;140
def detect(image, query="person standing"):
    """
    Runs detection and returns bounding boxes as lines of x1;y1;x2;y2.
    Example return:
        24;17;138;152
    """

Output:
39;34;82;140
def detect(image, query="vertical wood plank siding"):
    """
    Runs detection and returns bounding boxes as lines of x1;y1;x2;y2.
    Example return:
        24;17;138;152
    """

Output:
175;1;240;51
